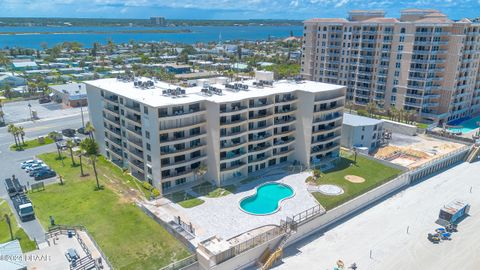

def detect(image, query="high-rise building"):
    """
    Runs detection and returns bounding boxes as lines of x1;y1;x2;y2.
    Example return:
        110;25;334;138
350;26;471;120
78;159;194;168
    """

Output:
85;73;345;194
302;9;480;124
150;16;166;26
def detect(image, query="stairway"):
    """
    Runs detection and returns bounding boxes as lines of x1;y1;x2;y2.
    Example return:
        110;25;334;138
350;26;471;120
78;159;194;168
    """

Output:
465;146;480;163
257;231;293;270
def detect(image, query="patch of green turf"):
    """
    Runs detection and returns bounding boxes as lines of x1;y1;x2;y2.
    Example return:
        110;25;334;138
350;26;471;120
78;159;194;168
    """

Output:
29;153;190;270
206;187;232;198
0;200;37;252
167;191;205;208
311;153;402;210
10;137;54;151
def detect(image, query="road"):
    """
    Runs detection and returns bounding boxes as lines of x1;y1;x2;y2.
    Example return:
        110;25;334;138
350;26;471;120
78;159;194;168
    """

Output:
0;112;86;244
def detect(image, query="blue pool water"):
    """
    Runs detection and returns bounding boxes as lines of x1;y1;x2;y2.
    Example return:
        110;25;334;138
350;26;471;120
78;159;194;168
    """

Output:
240;183;294;215
448;116;480;133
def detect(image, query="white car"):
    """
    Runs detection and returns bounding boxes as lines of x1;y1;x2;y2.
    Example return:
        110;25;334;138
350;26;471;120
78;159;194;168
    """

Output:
25;163;47;172
21;160;42;169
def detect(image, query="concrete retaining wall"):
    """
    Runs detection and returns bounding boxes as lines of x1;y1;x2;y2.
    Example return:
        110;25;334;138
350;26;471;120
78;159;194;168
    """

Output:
208;235;283;270
382;119;417;136
358;152;408;171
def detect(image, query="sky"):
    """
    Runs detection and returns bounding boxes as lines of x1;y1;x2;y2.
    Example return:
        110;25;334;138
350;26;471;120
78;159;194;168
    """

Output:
0;0;479;20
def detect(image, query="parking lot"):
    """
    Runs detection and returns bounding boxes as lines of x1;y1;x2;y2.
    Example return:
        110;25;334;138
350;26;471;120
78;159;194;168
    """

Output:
0;113;84;244
2;100;84;124
277;161;480;270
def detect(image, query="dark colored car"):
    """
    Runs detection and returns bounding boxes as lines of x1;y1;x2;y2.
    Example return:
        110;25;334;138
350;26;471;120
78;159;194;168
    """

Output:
77;127;90;135
38;97;51;104
34;170;56;181
62;128;76;137
29;167;50;177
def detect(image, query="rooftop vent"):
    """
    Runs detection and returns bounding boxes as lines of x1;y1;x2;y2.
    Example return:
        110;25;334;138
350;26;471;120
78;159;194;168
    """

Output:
225;83;248;92
162;87;186;98
133;80;155;89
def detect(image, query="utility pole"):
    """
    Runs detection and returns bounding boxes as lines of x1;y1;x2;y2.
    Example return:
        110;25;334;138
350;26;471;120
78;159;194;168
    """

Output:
79;84;85;128
27;103;32;121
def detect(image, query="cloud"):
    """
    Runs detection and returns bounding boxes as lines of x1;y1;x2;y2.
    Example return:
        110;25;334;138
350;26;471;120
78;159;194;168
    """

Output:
0;0;478;19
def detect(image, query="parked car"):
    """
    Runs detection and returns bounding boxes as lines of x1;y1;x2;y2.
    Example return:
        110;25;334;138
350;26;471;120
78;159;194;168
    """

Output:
29;167;50;177
38;97;51;104
34;170;56;181
21;160;42;169
25;163;47;172
77;127;90;135
65;248;79;262
73;137;82;145
62;128;76;137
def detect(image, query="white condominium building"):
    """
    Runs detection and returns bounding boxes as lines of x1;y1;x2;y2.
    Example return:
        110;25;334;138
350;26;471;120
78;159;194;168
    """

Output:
85;73;345;194
302;9;480;125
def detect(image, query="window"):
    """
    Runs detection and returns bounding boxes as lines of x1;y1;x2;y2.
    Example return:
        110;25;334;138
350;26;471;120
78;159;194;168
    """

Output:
147;155;151;162
145;131;150;139
143;106;148;114
146;143;151;151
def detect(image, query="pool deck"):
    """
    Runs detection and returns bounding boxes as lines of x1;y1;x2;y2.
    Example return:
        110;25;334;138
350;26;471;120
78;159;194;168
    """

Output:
144;171;319;244
276;161;480;270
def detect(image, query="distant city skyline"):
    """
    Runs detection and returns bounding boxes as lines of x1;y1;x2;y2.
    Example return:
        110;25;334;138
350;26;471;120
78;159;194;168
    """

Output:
0;0;479;20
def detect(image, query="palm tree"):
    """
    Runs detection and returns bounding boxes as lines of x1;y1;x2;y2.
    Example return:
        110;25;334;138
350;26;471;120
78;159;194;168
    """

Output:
85;122;95;140
80;138;101;190
194;164;208;181
76;147;86;177
17;126;25;145
66;139;76;166
7;124;19;147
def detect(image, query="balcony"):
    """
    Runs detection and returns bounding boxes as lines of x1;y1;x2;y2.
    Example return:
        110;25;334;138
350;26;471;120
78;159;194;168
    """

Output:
220;105;248;114
221;118;247;126
313;112;342;124
128;137;143;149
129;159;145;171
250;101;274;109
312;125;341;135
160;119;206;131
161;143;206;156
311;142;340;154
104;106;119;115
106;128;121;137
274;117;296;125
124;104;141;113
220;161;247;172
249;133;272;143
275;96;297;105
129;149;144;160
249;143;271;153
249;112;274;120
160;131;207;144
221;140;246;150
162;169;195;180
125;114;142;124
274;128;295;137
161;154;207;169
274;107;296;115
221;150;247;161
126;126;142;137
248;154;270;164
220;129;248;139
104;116;120;127
159;108;205;119
273;137;295;146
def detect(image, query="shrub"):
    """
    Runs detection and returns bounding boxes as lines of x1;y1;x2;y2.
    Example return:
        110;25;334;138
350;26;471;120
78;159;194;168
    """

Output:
142;181;154;191
151;188;160;197
313;169;322;178
305;176;315;183
357;109;368;116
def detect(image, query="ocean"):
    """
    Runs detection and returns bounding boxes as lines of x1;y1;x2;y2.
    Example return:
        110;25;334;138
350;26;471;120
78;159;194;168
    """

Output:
0;25;304;49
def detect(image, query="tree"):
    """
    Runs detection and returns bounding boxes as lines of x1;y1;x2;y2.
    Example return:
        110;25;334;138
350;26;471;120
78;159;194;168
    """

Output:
194;164;207;181
366;102;376;118
17;126;25;145
80;138;101;190
3;214;13;241
66;139;76;166
85;122;95;140
76;148;86;177
7;124;19;147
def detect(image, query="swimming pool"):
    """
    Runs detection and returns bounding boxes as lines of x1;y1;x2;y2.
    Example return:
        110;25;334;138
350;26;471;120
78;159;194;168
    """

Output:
448;116;480;134
239;182;294;215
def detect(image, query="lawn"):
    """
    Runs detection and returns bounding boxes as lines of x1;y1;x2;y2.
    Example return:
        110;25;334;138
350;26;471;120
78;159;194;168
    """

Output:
191;182;236;198
311;153;402;210
166;191;205;208
0;200;37;252
10;137;54;151
28;152;190;270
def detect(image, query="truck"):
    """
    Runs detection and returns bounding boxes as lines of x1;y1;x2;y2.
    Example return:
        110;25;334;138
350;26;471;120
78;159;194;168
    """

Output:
4;177;35;222
12;194;35;222
437;200;470;226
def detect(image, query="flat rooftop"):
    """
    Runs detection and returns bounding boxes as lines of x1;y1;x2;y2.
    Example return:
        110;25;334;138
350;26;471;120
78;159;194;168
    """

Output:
343;113;383;127
85;77;344;107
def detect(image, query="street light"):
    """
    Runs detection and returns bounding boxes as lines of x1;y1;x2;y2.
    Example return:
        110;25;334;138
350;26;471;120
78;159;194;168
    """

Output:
27;103;32;121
